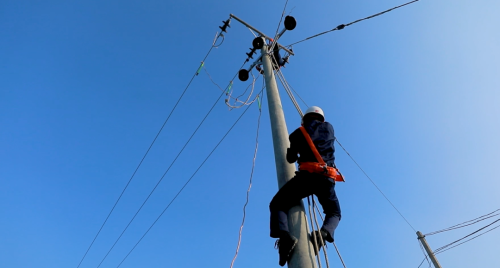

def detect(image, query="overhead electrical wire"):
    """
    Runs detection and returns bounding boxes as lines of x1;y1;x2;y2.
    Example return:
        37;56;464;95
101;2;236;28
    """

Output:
433;218;500;255
434;223;500;255
94;61;249;267
286;0;421;47
334;138;417;232
96;91;226;268
115;86;266;268
425;208;500;236
76;34;224;268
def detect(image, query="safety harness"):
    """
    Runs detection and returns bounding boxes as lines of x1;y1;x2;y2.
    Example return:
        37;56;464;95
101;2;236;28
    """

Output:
298;126;345;182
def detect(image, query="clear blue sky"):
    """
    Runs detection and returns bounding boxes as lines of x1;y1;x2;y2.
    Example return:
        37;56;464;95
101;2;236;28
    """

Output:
1;0;499;267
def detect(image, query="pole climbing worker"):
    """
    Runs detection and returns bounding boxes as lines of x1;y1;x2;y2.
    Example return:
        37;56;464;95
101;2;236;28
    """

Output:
269;106;342;266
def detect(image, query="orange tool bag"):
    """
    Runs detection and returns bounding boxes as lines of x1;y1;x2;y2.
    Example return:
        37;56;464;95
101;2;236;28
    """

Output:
298;126;345;182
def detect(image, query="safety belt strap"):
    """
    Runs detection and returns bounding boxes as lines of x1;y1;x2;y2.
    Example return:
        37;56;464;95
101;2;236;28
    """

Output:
299;126;326;165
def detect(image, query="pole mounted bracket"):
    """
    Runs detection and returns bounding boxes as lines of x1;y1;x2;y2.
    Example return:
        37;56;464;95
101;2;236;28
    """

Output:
230;14;297;81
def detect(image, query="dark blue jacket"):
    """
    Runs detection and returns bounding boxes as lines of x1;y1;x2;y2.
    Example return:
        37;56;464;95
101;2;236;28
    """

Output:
286;120;335;166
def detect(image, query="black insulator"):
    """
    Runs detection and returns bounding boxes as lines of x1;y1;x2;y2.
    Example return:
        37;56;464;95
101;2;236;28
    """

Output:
336;24;345;30
238;69;249;82
284;16;296;31
246;48;256;59
252;37;264;49
219;19;231;32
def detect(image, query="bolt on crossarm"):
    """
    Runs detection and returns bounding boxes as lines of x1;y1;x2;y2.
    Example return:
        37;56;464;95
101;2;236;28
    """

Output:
417;231;443;268
260;38;317;268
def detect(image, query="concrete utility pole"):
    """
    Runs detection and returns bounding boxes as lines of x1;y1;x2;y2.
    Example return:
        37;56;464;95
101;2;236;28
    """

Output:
417;231;443;268
261;39;317;268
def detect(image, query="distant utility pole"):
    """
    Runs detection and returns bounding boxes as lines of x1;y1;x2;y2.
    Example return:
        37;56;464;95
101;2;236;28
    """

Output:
229;14;317;268
417;231;443;268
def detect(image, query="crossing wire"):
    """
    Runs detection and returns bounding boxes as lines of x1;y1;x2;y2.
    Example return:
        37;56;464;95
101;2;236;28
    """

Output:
115;87;265;268
229;80;264;268
76;35;223;268
287;0;421;47
94;61;249;267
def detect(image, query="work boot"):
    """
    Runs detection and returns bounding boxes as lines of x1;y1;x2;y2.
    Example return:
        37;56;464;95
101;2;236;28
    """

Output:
310;229;329;255
274;232;298;266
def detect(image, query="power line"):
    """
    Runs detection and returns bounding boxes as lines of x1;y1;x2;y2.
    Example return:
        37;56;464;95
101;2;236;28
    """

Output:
76;37;222;268
425;209;500;236
94;62;248;267
434;218;500;255
335;139;417;232
95;90;226;268
435;223;500;255
287;0;421;47
115;88;264;268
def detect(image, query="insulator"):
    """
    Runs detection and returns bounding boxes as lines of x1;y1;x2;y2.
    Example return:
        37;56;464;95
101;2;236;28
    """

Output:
219;19;231;32
238;69;250;82
246;48;256;59
252;37;264;49
284;16;296;31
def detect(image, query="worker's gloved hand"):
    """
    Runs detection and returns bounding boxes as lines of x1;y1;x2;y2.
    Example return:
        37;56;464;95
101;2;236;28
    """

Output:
286;148;298;163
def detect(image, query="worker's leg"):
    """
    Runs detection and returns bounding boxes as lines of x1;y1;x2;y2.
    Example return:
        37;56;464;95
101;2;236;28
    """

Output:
269;171;313;238
314;177;341;242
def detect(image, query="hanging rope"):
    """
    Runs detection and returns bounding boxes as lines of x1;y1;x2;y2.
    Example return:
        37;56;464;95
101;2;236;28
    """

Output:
269;53;303;118
229;81;264;268
313;200;347;268
204;66;261;109
306;197;324;268
311;197;331;268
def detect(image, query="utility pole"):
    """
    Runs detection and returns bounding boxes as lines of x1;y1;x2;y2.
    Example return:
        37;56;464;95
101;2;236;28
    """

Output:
227;14;316;267
417;231;443;268
260;38;317;268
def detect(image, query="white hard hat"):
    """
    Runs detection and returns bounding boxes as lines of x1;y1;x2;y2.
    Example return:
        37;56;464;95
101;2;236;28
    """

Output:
304;106;325;121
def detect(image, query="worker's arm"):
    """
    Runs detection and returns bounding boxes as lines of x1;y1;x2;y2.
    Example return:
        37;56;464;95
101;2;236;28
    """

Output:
286;129;299;163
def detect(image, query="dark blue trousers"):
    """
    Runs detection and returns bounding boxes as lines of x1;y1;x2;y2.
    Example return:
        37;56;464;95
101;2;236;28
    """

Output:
270;171;341;241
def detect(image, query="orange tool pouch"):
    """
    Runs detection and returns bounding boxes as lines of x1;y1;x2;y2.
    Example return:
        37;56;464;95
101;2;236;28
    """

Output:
298;126;345;182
